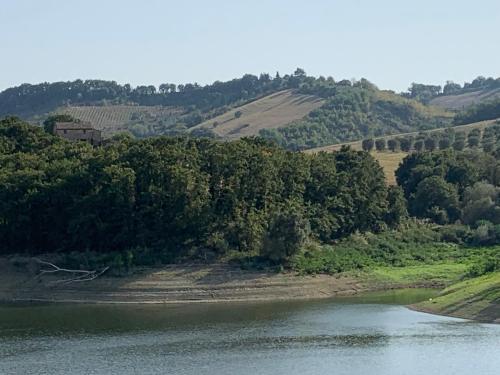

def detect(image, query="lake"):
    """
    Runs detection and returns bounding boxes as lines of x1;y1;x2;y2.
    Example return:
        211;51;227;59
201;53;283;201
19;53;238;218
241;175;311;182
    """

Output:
0;289;499;375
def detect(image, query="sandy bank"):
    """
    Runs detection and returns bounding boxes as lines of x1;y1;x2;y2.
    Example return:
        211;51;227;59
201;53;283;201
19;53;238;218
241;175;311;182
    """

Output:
0;260;372;304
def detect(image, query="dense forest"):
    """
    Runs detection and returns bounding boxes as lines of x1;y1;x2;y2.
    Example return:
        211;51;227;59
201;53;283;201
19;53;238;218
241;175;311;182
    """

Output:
2;116;500;277
0;117;404;264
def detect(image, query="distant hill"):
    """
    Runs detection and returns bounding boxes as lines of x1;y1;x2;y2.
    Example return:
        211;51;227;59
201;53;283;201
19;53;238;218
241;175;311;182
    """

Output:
57;105;183;137
306;118;500;185
307;119;499;153
258;86;453;150
190;90;324;139
4;71;500;149
430;87;500;110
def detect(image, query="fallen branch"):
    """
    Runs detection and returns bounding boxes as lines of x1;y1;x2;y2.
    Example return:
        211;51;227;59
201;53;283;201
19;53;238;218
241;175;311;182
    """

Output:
34;258;109;285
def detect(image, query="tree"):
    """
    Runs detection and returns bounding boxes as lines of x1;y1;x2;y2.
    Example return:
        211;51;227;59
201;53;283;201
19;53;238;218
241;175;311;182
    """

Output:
443;81;462;95
412;176;460;224
375;139;386;151
462;182;500;225
399;137;413;152
362;138;374;152
468;135;480;148
385;186;408;226
261;208;310;262
387;139;399;152
453;139;465;151
424;137;437;151
414;140;424;152
438;138;451;150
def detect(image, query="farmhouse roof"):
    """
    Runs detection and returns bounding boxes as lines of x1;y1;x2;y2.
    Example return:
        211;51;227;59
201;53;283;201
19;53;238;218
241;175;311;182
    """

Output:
54;121;94;130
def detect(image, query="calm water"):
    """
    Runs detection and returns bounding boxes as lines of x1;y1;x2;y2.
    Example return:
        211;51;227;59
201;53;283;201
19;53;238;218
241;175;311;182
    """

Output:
0;289;499;375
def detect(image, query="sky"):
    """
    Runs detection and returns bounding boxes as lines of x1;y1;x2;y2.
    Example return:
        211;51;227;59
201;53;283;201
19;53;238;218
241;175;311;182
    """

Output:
1;0;499;92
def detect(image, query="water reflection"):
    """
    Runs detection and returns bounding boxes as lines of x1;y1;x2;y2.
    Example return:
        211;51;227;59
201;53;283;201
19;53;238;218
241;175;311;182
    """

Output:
0;289;499;375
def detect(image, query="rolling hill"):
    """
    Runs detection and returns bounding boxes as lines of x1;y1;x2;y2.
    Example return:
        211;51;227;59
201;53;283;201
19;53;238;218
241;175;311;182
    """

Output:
1;72;498;149
189;90;325;139
56;105;182;137
307;119;499;153
430;87;500;110
306;118;500;185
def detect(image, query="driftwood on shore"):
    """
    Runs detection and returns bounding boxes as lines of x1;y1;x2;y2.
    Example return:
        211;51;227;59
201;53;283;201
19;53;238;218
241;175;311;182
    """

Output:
34;258;109;285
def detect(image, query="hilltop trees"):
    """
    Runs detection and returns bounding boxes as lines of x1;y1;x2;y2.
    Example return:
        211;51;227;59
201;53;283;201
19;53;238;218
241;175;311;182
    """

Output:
375;139;386;151
387;139;399;152
362;138;374;151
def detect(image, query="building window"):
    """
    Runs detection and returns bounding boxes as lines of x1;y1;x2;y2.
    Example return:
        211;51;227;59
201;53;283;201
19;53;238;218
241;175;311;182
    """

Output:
63;130;67;134
83;129;87;134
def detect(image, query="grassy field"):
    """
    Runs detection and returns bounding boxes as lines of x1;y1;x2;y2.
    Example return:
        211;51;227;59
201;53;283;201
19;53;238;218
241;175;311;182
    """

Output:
430;87;500;110
367;263;468;286
190;90;325;139
370;151;407;185
57;105;182;136
415;272;500;323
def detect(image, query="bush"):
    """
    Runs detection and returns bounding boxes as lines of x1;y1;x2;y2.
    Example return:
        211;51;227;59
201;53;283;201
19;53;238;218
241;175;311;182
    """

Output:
439;224;471;244
466;255;500;277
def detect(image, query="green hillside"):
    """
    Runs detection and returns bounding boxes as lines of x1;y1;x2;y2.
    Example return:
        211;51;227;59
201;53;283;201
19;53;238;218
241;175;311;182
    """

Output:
259;84;453;150
3;72;500;150
190;89;325;139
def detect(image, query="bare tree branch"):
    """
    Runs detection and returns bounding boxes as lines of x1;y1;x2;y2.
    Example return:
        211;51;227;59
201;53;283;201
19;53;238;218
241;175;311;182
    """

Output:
34;258;109;285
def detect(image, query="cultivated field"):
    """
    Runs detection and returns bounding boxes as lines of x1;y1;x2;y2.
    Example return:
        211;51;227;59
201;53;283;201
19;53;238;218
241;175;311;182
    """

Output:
370;152;407;185
306;119;499;185
191;89;325;139
307;119;499;153
56;105;182;135
430;88;500;110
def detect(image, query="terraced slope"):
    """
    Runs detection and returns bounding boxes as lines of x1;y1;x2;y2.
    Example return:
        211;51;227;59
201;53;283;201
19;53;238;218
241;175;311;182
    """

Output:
190;90;325;139
56;105;182;135
430;88;500;110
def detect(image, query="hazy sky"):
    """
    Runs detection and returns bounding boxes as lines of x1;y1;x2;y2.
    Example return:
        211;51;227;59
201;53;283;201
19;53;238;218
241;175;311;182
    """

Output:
2;0;499;92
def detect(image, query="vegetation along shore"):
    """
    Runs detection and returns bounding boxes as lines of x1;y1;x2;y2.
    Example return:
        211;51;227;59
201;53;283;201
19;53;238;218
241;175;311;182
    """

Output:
1;73;499;323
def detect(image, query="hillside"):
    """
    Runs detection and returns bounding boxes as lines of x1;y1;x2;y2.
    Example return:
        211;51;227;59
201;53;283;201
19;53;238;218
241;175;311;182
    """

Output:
307;119;499;153
415;272;500;323
306;119;500;185
190;90;325;139
57;105;183;137
259;86;453;150
430;87;500;110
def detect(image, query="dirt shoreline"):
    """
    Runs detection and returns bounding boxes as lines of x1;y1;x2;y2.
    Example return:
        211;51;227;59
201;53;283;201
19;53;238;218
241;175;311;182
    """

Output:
1;260;497;323
407;304;500;324
0;260;431;305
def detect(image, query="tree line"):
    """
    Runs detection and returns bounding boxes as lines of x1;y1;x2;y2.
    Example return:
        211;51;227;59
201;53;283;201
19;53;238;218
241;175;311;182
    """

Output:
361;122;500;154
403;76;500;103
0;117;405;264
395;147;500;245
